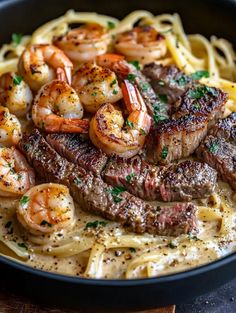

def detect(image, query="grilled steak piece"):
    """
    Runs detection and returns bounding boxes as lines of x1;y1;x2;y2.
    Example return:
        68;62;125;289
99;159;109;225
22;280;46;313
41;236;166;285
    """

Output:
47;133;216;201
209;112;236;142
143;63;193;105
104;157;217;201
173;85;227;122
46;133;108;175
197;135;236;190
19;129;198;236
146;115;208;164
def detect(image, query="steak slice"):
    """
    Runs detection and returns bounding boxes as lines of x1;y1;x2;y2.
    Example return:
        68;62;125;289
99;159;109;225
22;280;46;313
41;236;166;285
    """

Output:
146;115;208;164
197;135;236;190
173;85;227;122
18;129;198;236
209;112;236;142
104;157;217;201
46;133;108;175
143;63;193;105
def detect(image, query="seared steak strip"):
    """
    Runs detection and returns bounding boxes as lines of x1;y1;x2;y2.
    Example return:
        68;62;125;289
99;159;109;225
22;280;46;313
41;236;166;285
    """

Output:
209;112;236;142
142;63;193;105
146;115;208;164
197;135;236;190
19;129;198;236
47;133;216;201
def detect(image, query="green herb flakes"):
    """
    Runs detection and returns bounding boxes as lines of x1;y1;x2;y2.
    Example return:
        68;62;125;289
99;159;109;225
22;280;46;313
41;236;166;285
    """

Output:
13;75;22;85
74;177;81;185
141;83;149;91
19;195;30;208
85;220;107;229
112;89;118;95
208;142;219;153
125;119;134;129
110;79;117;87
139;128;146;135
158;94;168;103
161;146;168;159
191;70;210;80
126;172;136;183
107;21;116;30
158;80;165;86
128;60;140;70
127;73;136;81
109;186;126;203
91;91;97;96
12;33;23;45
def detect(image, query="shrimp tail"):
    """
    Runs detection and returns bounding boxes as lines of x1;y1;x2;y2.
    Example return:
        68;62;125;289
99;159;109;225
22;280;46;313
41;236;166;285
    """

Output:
121;80;147;112
96;53;129;77
45;115;89;133
56;67;72;85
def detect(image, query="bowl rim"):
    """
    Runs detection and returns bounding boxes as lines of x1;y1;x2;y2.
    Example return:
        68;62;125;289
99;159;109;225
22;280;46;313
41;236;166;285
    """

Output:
0;252;235;286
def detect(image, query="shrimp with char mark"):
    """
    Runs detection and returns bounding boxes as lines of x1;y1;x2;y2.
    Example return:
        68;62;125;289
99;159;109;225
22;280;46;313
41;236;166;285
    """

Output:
53;23;111;63
18;44;73;91
0;146;35;197
17;183;75;235
72;62;122;113
114;26;167;64
0;72;33;117
32;80;89;133
0;106;22;147
89;79;151;158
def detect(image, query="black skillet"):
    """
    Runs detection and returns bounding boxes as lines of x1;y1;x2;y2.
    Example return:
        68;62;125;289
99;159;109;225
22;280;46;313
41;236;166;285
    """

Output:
0;0;235;310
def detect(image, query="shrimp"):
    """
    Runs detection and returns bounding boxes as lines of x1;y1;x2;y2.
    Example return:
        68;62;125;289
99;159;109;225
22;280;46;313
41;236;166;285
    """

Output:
53;23;111;63
17;183;75;235
72;62;122;113
89;79;151;158
0;146;35;197
114;26;167;64
0;72;33;117
18;44;73;91
32;80;89;133
0;106;22;147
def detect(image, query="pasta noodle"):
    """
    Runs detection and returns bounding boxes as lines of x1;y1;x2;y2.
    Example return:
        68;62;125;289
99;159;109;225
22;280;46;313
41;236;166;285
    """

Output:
0;9;235;279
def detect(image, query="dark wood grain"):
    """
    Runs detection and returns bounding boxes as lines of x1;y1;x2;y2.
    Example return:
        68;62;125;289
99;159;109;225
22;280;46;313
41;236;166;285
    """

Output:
0;285;175;313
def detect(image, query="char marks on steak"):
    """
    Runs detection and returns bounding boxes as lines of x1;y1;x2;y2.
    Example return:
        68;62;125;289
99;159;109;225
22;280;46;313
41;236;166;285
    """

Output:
46;133;108;175
197;113;236;190
104;157;217;201
146;115;208;164
142;63;228;164
19;129;198;236
143;63;193;105
47;133;216;201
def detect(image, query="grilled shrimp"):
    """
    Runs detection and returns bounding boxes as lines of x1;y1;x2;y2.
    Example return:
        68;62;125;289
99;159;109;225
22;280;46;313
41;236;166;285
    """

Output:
0;146;35;197
18;44;73;91
114;26;167;64
0;72;33;117
17;183;75;235
0;106;22;147
72;62;122;113
32;80;89;133
89;79;151;158
53;23;111;63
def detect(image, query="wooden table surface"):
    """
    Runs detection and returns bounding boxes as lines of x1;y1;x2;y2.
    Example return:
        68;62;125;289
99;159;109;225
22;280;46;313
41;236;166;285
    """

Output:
0;284;175;313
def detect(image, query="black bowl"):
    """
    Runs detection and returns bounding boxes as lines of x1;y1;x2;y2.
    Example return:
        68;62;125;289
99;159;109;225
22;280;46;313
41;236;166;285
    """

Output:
0;0;236;310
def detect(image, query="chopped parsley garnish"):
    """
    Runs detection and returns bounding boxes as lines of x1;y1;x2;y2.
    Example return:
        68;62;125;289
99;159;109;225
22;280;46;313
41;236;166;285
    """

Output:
158;80;165;86
13;75;22;85
141;83;149;91
85;220;108;229
110;79;117;88
161;146;168;159
128;60;140;70
91;91;97;96
125;119;134;129
112;89;118;95
192;103;201;110
109;186;126;203
129;247;136;253
18;242;28;250
169;241;177;249
191;70;210;80
139;128;146;136
189;85;217;99
158;94;168;103
127;73;136;81
126;172;136;183
176;76;188;86
74;177;81;185
208;142;219;153
40;220;52;227
19;195;30;208
107;21;116;30
12;33;23;45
